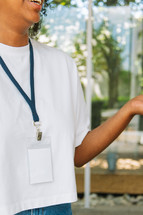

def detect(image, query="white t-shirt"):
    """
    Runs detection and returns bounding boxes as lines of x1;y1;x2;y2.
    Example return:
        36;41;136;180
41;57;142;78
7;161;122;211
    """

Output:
0;39;90;215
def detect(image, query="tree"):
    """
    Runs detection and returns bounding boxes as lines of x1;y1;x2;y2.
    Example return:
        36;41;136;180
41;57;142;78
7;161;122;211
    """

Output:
43;0;76;10
94;23;123;107
72;22;124;108
93;0;137;6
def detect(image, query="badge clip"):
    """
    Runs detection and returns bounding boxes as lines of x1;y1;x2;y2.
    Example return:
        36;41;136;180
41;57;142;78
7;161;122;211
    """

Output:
34;121;42;141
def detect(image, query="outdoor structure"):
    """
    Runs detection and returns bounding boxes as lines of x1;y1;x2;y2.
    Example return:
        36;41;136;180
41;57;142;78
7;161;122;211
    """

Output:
84;0;93;208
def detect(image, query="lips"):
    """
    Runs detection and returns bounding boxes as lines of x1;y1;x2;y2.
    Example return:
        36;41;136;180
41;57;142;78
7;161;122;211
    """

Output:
28;0;43;11
29;0;42;6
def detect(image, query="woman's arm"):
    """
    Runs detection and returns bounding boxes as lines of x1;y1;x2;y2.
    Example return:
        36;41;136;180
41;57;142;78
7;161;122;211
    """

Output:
74;95;143;167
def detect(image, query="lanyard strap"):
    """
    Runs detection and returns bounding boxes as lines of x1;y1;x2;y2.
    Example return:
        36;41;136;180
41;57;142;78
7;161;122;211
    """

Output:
0;40;39;123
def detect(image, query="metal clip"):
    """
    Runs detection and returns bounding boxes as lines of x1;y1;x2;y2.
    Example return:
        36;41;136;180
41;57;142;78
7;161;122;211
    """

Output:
33;121;42;141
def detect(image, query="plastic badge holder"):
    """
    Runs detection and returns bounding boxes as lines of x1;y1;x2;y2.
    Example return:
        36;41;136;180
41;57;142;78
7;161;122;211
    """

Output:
27;136;53;184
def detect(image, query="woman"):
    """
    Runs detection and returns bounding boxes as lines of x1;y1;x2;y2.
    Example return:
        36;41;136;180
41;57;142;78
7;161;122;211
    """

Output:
0;0;143;215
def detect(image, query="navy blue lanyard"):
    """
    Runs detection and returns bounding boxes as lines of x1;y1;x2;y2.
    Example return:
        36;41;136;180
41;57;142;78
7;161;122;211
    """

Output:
0;40;39;123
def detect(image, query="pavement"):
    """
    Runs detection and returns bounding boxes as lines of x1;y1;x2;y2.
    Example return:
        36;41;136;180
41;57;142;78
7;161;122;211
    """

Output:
72;205;143;215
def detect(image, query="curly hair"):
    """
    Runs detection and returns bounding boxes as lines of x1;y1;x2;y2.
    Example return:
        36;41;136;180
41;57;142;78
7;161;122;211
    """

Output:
28;0;50;38
28;0;73;37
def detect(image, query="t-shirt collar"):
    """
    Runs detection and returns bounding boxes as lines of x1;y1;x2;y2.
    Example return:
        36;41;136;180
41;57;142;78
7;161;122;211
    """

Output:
0;39;31;56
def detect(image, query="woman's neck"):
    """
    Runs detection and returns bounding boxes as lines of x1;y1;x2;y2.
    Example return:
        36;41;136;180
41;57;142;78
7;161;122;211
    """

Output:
0;25;29;47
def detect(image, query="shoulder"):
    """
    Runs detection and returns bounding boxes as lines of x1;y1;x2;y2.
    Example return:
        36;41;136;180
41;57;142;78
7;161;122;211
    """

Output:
30;38;75;66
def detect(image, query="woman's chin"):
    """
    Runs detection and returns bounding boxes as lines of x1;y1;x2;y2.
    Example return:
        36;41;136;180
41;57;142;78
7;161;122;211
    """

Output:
31;15;41;24
25;14;41;26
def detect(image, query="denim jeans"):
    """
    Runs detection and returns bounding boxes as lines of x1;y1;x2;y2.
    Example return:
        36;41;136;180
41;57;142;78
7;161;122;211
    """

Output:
15;203;72;215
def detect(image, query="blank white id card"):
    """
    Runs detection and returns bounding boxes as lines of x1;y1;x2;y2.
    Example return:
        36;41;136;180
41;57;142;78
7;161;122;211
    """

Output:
27;136;53;185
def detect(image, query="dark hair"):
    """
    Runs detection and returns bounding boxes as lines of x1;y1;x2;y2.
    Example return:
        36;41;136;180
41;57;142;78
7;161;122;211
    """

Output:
28;0;50;38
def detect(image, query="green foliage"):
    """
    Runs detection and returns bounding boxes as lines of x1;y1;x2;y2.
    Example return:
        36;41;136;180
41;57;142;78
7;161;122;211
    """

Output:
72;22;124;108
91;95;129;129
93;23;124;108
42;0;76;13
29;0;77;37
41;0;139;10
93;0;137;6
35;24;58;47
35;25;49;38
139;77;143;94
72;32;86;75
118;70;131;98
91;100;103;129
92;22;123;72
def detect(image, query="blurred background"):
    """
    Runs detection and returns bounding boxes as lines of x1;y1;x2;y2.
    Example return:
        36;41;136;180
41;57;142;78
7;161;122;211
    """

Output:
37;0;143;214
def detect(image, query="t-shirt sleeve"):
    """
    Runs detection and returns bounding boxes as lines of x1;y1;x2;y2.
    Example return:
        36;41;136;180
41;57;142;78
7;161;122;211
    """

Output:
73;61;90;148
